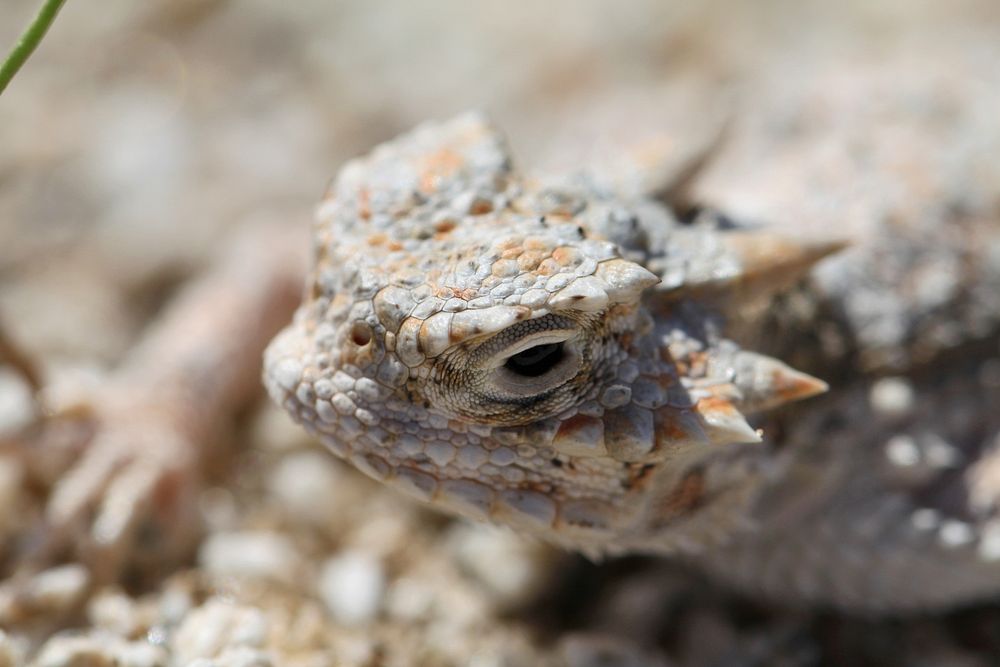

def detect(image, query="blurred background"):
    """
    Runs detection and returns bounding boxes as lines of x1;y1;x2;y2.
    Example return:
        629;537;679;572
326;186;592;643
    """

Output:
2;1;1000;665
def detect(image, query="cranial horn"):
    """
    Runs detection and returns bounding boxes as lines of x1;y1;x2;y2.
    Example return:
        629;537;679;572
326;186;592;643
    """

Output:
692;396;762;446
595;259;661;304
654;231;846;309
710;231;847;305
724;350;829;413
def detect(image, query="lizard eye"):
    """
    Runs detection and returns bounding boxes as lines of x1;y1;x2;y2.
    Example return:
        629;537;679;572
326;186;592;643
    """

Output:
489;330;581;397
430;319;586;423
504;342;565;377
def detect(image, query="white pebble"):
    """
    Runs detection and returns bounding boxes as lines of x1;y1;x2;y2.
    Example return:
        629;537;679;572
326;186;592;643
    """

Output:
449;523;552;609
385;577;435;621
198;531;302;584
3;565;91;619
172;599;268;664
0;370;34;435
939;520;975;547
923;435;960;469
33;633;167;667
191;647;273;667
87;589;139;637
885;435;920;467
978;521;1000;561
869;376;915;417
267;451;343;524
911;508;940;531
318;551;385;626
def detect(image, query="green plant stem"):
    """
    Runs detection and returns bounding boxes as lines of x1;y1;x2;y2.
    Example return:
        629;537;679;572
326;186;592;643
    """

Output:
0;0;68;96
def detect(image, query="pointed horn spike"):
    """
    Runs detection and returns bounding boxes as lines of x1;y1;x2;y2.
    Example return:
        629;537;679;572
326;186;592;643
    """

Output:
726;231;848;272
653;231;847;308
730;351;829;413
595;259;661;304
770;366;828;404
719;231;848;300
692;396;762;446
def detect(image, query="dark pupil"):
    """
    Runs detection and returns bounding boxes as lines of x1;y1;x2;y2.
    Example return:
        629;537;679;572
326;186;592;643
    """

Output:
504;342;564;377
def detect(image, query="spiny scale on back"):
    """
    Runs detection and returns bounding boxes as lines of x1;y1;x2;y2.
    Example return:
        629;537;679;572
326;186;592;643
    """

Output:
264;113;832;557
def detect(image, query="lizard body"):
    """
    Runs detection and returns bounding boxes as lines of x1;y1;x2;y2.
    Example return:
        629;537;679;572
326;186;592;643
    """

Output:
264;113;1000;610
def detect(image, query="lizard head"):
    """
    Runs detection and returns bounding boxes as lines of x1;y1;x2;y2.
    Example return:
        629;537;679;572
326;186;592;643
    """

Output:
265;113;832;553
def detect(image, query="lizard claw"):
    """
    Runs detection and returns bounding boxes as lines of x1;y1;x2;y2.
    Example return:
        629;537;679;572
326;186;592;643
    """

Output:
43;413;201;584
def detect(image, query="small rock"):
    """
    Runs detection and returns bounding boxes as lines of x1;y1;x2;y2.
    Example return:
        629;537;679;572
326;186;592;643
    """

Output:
267;451;344;525
157;582;195;626
33;635;117;667
978;521;1000;561
0;564;90;624
115;641;168;667
0;370;34;435
252;405;315;452
33;632;167;667
198;488;240;532
88;588;140;637
869;376;915;417
885;435;920;468
172;599;269;665
385;577;436;621
188;646;274;667
318;551;385;626
198;531;302;584
449;523;555;609
27;565;90;612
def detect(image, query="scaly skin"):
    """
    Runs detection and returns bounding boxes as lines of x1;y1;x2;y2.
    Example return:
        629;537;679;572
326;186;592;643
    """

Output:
265;113;1000;611
263;115;839;570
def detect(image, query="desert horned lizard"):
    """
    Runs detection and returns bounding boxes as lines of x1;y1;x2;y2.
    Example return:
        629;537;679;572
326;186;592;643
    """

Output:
265;113;1000;611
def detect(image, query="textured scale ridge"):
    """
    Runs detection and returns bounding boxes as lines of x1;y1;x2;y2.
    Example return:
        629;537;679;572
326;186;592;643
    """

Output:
264;113;827;555
266;114;1000;610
